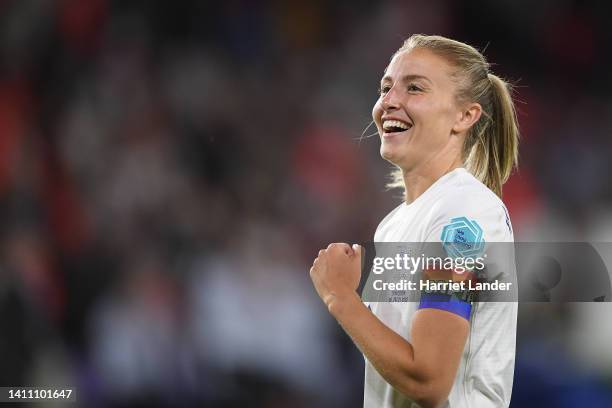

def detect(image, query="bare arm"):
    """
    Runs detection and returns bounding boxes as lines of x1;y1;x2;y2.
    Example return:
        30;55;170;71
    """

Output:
310;243;468;408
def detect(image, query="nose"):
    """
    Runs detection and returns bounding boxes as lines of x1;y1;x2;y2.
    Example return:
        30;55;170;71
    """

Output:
381;86;400;111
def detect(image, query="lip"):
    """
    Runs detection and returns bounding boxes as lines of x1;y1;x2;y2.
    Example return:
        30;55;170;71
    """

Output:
381;115;413;127
382;130;409;139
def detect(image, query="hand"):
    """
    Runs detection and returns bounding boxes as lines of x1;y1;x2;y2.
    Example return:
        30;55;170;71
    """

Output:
309;243;363;309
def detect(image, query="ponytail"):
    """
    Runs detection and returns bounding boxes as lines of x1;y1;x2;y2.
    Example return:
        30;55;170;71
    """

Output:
465;73;519;197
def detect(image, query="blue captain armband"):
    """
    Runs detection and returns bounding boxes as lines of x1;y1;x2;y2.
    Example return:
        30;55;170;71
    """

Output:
417;267;477;321
418;292;472;321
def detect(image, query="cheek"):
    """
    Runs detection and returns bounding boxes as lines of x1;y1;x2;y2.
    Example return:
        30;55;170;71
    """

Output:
372;99;383;127
416;99;455;133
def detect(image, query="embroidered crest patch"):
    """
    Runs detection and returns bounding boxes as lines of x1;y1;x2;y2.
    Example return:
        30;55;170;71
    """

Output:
441;216;485;258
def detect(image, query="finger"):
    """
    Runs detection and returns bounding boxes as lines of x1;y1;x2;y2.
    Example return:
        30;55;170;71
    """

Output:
318;249;325;256
328;242;351;255
352;244;362;258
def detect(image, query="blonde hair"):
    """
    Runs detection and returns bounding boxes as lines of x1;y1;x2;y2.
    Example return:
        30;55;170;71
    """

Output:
386;34;519;197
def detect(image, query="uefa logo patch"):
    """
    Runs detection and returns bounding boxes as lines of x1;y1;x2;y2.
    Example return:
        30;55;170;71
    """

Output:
441;217;485;258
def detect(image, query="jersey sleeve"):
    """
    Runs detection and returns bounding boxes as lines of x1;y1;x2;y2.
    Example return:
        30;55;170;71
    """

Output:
417;191;513;320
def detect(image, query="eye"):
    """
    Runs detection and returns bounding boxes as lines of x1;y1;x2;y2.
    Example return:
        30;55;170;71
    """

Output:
407;83;423;92
379;85;391;95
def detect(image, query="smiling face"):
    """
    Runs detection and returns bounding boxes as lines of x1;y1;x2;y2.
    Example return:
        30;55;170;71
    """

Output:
372;47;466;173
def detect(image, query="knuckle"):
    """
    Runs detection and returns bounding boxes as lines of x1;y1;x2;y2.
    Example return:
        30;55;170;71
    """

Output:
328;242;346;251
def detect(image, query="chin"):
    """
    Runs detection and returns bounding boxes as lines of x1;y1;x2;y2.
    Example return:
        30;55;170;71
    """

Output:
380;144;402;165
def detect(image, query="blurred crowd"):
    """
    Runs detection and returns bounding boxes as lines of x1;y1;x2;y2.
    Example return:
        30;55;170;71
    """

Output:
1;0;612;407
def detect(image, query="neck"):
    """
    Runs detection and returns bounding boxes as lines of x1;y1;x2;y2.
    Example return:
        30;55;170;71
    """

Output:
402;156;464;204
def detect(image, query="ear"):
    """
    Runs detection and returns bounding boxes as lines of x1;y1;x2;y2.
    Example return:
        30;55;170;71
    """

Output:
452;102;482;134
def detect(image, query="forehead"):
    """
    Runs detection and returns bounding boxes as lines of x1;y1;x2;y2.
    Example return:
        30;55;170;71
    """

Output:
383;48;455;86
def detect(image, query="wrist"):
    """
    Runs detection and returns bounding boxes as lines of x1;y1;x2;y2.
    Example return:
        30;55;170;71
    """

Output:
327;290;362;319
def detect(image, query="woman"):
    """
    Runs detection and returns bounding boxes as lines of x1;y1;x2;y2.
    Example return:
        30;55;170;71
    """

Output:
309;34;519;408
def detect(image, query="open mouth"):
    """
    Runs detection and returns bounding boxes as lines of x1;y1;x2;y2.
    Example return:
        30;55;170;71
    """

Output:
382;119;412;134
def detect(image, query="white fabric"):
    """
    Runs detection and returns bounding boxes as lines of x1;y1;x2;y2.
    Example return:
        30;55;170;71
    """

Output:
364;168;517;408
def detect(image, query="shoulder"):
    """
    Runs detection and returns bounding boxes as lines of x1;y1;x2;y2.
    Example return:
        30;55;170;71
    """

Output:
426;170;513;242
374;203;405;240
434;171;504;220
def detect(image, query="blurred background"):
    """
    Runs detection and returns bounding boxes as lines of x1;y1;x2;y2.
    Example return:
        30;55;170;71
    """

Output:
1;0;612;407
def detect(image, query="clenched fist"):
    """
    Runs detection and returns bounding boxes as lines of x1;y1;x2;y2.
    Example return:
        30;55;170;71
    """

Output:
309;243;363;310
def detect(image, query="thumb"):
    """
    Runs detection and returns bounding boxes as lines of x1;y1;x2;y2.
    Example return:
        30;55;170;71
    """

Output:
351;245;364;273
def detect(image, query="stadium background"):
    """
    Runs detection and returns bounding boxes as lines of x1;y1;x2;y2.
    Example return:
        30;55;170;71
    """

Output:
1;0;612;406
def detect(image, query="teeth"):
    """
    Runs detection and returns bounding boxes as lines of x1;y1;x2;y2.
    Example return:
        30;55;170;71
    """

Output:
382;119;411;131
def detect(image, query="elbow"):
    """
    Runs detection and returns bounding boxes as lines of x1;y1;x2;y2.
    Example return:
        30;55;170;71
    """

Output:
414;394;447;408
395;378;450;408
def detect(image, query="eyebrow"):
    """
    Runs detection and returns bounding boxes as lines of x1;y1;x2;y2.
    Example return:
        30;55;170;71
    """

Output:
380;74;432;85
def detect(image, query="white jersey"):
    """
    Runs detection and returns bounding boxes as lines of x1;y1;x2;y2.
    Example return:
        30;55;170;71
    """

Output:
364;167;517;408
